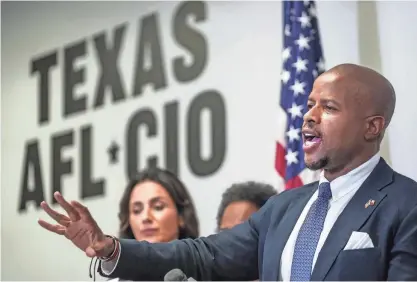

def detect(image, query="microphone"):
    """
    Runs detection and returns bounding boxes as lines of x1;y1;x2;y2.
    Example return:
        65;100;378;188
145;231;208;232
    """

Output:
164;268;196;281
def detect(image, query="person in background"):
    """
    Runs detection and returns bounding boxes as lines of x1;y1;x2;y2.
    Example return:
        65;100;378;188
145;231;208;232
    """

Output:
99;167;200;281
118;167;199;243
216;181;277;232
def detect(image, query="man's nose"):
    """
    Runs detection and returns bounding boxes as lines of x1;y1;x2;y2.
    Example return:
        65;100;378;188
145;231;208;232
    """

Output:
303;106;320;124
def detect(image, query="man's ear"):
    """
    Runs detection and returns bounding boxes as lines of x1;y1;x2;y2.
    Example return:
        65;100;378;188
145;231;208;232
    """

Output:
365;115;385;141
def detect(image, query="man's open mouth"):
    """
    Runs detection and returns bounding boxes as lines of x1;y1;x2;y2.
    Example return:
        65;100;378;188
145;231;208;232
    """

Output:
302;131;322;152
303;133;322;144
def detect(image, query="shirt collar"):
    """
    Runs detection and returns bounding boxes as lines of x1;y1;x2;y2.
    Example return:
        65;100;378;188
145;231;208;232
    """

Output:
319;153;381;201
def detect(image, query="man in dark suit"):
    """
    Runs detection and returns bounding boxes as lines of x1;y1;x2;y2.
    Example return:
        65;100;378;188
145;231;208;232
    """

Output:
38;64;417;281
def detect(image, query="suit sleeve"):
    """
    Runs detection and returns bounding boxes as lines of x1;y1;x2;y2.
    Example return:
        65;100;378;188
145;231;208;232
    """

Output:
98;197;275;281
388;204;417;280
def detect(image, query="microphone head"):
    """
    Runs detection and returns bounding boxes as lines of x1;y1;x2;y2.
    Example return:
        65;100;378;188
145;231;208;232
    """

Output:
164;268;188;281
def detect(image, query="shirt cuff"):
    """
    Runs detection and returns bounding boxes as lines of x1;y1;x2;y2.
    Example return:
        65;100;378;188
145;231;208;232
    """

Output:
100;241;121;275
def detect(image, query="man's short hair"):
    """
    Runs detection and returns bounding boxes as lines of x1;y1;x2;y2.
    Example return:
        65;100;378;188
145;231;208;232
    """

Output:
216;181;277;230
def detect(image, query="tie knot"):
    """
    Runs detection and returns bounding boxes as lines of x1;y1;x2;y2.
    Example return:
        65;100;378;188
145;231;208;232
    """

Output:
318;182;332;200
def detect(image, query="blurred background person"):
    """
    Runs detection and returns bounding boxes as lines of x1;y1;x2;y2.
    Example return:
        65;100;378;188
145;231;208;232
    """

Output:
216;181;277;232
118;167;199;242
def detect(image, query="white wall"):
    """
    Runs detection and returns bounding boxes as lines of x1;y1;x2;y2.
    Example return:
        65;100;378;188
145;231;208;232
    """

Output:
2;1;413;281
376;2;417;181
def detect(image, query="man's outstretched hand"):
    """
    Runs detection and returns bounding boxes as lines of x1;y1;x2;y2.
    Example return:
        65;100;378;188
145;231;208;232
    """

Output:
38;191;114;258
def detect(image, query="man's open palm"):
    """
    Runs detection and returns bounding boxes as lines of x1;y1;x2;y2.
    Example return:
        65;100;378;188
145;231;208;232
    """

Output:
38;192;110;257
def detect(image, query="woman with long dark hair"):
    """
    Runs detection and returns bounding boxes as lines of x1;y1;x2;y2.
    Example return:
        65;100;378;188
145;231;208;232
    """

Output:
118;167;199;242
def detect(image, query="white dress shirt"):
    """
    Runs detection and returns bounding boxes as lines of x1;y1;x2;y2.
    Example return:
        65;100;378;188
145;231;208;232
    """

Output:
279;153;381;281
101;154;381;279
101;243;121;275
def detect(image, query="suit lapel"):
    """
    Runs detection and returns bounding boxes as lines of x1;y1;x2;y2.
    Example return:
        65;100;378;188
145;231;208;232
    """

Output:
310;159;393;281
265;183;317;281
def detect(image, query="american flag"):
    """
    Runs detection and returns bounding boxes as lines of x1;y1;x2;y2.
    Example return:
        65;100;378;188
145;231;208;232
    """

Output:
275;0;325;190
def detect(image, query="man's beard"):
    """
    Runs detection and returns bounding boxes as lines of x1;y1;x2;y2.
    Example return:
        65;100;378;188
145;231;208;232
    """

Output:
305;157;329;171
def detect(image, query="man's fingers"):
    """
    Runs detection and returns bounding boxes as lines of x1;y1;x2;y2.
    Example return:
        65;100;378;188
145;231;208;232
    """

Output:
38;219;66;235
71;201;94;221
40;201;71;227
54;192;80;221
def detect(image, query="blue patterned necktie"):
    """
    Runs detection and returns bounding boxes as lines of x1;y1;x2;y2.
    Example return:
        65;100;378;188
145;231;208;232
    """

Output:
290;182;332;281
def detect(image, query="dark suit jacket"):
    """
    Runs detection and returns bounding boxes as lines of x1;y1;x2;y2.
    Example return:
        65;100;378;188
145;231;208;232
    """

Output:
100;158;417;281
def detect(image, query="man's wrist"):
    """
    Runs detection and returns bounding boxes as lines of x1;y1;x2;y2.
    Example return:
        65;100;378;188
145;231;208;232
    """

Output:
101;235;117;259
